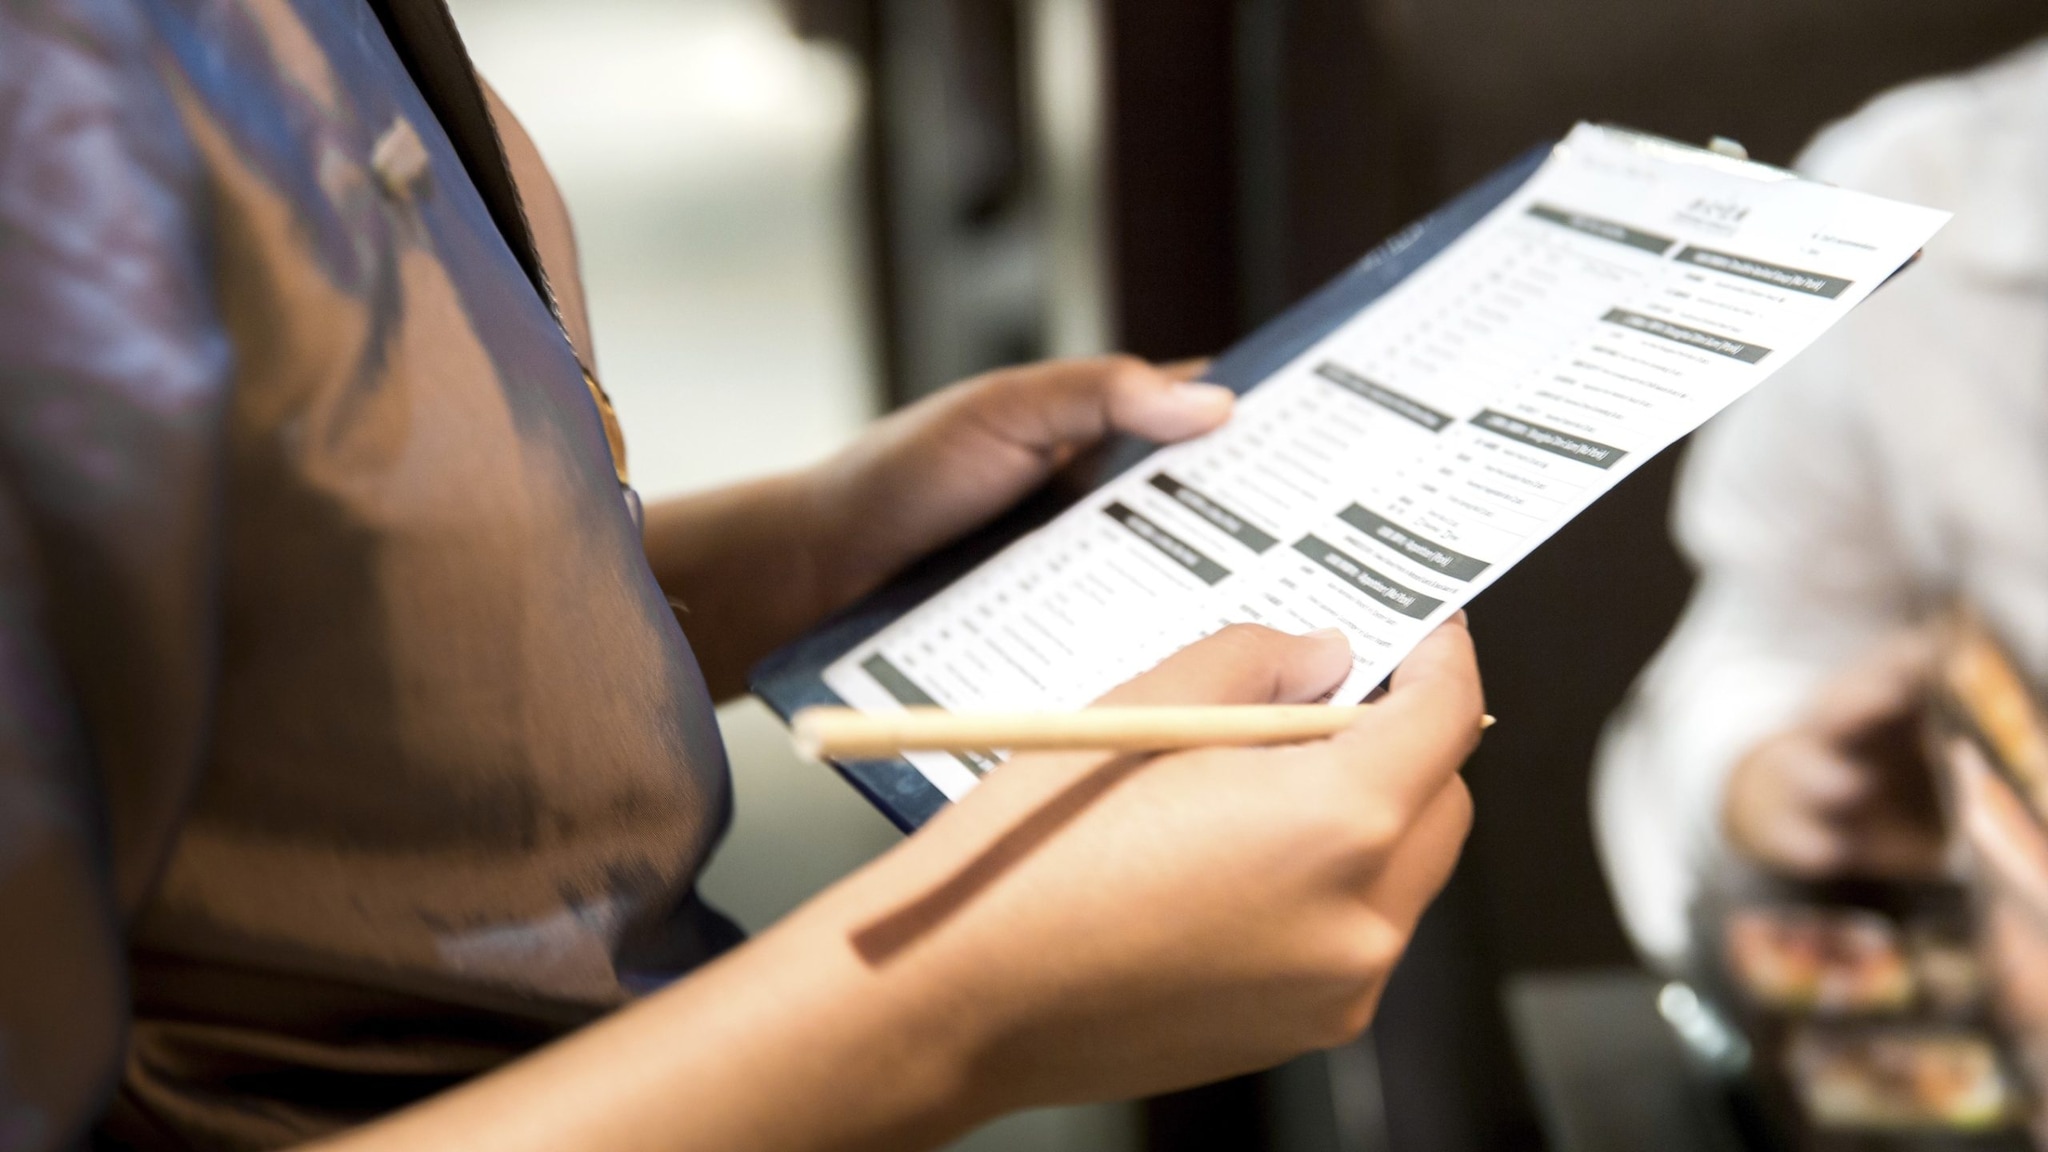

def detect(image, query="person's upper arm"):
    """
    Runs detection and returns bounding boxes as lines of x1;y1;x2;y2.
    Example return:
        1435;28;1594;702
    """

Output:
0;2;230;1145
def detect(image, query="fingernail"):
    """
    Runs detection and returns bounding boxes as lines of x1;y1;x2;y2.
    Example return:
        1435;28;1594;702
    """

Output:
1171;380;1234;403
1306;627;1348;644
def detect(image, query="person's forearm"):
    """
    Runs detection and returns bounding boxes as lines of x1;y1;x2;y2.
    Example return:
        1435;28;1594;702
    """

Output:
314;912;989;1152
641;471;846;700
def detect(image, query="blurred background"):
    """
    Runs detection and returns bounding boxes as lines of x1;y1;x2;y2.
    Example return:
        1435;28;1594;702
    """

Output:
446;2;2048;1149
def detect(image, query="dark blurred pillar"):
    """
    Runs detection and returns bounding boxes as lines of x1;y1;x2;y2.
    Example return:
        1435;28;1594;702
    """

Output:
1101;0;1239;362
1102;0;1409;351
1099;6;1263;1149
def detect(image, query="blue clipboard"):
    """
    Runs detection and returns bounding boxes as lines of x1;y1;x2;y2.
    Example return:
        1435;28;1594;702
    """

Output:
748;143;1553;832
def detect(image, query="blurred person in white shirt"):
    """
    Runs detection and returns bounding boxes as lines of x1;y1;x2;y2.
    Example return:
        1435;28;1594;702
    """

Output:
1593;40;2048;971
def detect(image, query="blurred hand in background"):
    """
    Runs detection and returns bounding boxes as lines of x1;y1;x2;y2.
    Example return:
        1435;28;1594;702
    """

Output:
1722;630;1946;880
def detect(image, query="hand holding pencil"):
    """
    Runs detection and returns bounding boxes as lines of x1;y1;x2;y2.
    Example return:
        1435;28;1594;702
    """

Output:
800;618;1484;1108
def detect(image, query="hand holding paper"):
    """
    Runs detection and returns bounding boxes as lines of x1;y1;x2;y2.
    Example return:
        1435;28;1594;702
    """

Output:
779;622;1481;1112
648;356;1229;696
808;356;1235;616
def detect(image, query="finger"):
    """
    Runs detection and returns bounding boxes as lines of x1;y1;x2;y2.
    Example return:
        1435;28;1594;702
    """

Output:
1725;750;1861;876
1095;624;1355;708
1327;778;1474;1036
1778;745;1877;813
1357;775;1474;931
1301;620;1484;826
1159;357;1213;382
1387;614;1479;700
1358;616;1486;766
1113;374;1235;442
970;356;1234;454
1763;812;1857;877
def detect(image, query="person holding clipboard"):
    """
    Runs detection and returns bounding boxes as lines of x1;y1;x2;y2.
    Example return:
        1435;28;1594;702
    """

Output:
0;2;1483;1150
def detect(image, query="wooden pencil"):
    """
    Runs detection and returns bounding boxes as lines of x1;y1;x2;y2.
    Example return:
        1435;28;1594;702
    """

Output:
792;705;1494;759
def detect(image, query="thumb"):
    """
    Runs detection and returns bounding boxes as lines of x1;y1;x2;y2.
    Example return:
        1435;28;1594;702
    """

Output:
1107;367;1236;443
1095;624;1356;707
968;356;1234;453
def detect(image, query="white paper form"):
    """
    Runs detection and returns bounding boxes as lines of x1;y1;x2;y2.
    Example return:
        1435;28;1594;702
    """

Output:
824;124;1950;800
